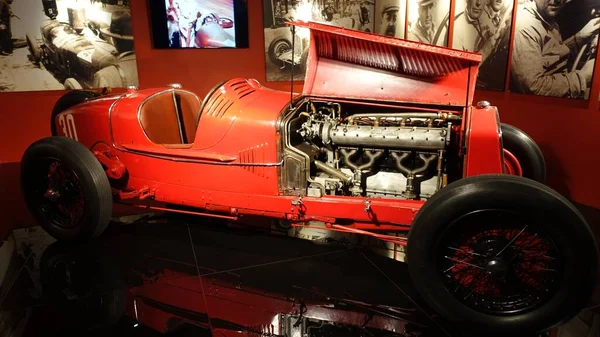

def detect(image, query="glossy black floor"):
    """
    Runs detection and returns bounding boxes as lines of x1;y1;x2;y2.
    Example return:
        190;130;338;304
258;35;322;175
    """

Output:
0;210;596;337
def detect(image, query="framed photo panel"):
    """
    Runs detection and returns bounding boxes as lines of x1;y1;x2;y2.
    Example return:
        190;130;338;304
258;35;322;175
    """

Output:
0;0;139;92
263;0;375;82
509;0;600;100
406;0;451;46
374;0;407;38
452;0;514;91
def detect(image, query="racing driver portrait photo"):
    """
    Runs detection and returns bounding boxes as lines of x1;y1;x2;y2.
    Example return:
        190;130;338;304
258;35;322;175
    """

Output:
452;0;514;91
510;0;600;99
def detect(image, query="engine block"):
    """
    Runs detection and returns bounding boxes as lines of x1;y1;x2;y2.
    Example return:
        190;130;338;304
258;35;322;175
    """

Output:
281;99;461;201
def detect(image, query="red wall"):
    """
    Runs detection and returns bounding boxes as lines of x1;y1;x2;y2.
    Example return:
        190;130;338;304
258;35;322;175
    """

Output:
1;1;599;238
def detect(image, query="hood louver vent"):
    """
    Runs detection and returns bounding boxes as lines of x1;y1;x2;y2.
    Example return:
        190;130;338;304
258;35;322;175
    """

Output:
313;31;463;77
230;79;257;99
203;79;257;119
204;91;234;118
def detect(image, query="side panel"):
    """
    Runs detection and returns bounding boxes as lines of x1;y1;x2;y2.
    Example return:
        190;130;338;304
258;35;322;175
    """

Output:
54;96;119;150
123;176;422;228
463;105;504;177
109;81;293;196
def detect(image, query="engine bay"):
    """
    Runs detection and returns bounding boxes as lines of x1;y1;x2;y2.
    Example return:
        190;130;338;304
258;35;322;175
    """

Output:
280;98;464;200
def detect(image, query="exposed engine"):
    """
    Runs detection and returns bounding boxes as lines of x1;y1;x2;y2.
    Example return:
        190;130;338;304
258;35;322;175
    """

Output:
281;99;462;200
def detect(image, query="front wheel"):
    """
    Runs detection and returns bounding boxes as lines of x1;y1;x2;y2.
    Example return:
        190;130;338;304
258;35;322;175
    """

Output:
407;175;597;336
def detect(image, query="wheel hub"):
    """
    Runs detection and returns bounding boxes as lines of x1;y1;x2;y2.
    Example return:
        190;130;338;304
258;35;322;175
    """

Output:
486;257;508;278
441;220;559;315
44;188;61;201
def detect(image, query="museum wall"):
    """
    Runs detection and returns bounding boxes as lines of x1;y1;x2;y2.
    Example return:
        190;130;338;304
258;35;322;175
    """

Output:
0;0;599;239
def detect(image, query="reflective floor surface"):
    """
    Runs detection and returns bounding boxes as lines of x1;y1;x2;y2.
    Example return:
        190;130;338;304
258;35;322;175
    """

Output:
0;211;598;337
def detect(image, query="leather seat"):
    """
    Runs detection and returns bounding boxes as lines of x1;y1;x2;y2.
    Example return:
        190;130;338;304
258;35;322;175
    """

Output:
139;91;182;144
139;90;201;145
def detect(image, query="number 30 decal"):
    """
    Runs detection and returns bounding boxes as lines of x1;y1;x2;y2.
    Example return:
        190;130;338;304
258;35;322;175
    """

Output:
58;113;79;141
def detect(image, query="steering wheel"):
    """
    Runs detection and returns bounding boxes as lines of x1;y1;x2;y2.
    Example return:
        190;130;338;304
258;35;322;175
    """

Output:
570;9;600;72
571;37;597;72
433;12;450;46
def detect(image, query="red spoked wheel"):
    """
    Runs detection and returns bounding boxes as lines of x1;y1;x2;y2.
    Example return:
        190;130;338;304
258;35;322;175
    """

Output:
38;159;86;229
503;149;523;177
441;210;559;315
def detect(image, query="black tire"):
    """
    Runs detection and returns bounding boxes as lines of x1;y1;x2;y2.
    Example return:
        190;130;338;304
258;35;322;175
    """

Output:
50;90;100;136
501;123;546;183
268;38;292;65
21;137;113;241
407;174;597;336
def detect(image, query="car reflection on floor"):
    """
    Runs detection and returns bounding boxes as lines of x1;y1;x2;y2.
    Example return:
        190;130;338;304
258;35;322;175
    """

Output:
1;215;444;337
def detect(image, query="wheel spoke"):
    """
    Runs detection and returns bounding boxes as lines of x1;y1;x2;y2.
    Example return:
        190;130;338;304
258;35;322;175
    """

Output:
495;225;528;256
444;256;485;270
448;246;485;257
439;210;560;315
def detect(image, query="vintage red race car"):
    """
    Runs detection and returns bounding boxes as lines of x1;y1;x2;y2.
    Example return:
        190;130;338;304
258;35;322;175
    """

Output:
20;21;598;336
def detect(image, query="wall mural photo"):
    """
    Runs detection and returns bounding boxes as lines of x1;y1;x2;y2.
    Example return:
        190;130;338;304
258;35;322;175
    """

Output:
510;0;600;100
0;0;138;92
374;0;407;38
263;0;375;82
452;0;514;91
407;0;451;46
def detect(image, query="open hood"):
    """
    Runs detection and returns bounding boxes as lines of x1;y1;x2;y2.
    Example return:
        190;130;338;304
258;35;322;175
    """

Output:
290;21;482;107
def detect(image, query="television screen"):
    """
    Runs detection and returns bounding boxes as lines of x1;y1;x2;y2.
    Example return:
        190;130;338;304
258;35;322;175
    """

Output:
149;0;249;49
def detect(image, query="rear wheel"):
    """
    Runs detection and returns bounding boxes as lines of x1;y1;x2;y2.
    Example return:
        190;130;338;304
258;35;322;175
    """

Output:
407;175;597;336
501;123;546;183
21;137;113;241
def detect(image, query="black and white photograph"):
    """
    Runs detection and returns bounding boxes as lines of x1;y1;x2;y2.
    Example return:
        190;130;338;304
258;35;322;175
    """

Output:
452;0;514;91
0;0;138;92
406;0;451;46
374;0;407;38
510;0;600;100
263;0;375;82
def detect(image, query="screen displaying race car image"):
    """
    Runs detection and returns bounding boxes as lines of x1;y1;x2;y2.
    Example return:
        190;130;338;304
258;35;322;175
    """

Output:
149;0;249;49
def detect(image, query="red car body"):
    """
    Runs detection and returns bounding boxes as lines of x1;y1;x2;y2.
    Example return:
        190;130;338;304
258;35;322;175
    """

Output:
22;21;598;336
51;21;501;244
